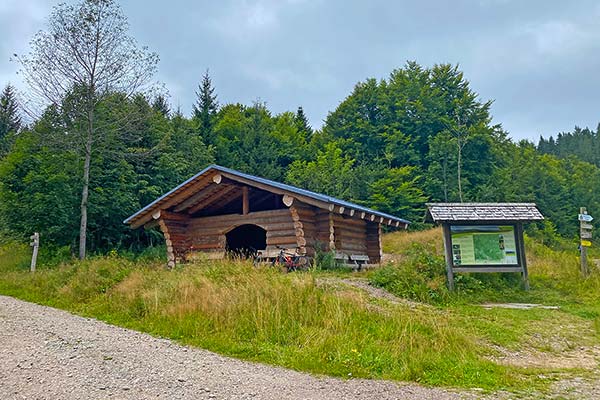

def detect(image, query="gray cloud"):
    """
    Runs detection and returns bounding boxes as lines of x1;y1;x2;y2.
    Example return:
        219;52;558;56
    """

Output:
1;0;599;140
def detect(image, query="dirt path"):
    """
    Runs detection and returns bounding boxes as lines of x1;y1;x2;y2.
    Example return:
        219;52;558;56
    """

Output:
0;295;475;400
316;277;426;308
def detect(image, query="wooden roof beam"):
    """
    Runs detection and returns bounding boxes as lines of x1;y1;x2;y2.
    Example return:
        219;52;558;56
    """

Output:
250;191;277;209
283;194;294;207
198;188;244;214
173;183;228;213
128;172;217;229
220;171;332;211
187;185;238;214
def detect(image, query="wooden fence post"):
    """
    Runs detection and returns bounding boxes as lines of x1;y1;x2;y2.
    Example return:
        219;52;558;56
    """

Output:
30;232;40;273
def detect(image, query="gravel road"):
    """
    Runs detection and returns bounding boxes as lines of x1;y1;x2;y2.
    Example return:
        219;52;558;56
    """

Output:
0;295;473;400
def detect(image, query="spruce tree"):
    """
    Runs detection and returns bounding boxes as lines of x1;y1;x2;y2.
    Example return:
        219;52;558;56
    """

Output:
152;94;170;117
192;70;219;144
0;84;21;140
295;106;312;137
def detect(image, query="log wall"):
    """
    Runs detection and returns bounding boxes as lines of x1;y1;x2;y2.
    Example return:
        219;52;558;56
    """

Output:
186;209;298;255
156;203;383;265
332;214;368;255
314;209;333;253
366;222;382;263
289;201;318;255
159;211;192;267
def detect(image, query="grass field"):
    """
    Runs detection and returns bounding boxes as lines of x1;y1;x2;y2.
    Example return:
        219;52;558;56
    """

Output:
1;229;599;395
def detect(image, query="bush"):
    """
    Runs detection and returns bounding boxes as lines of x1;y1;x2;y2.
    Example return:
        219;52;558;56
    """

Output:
369;243;450;303
313;242;343;271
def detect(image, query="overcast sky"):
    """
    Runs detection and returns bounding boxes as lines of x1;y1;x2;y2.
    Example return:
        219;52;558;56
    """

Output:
1;0;600;141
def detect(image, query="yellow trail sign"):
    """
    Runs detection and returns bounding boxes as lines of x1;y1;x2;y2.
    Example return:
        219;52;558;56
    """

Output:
581;240;592;247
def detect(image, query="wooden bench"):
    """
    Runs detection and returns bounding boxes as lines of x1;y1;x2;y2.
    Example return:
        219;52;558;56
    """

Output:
334;253;370;271
349;254;370;271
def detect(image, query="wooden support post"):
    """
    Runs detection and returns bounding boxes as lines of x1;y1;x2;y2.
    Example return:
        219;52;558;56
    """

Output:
441;224;455;291
377;223;383;262
289;206;306;255
29;232;39;273
328;212;335;251
515;223;530;290
158;219;176;269
242;186;249;215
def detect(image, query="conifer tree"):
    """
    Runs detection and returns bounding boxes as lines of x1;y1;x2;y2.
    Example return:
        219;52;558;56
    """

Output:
294;106;312;137
152;94;170;117
0;84;21;140
192;70;219;143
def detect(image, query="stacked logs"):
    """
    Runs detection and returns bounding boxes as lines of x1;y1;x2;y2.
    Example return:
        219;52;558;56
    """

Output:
157;211;191;268
186;209;298;254
289;203;317;255
366;222;382;263
331;214;368;254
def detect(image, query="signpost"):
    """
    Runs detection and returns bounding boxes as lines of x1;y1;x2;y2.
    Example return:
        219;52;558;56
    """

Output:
580;208;593;276
30;232;39;273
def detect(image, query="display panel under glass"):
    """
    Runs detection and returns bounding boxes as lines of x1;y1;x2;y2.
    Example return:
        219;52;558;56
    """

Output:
450;225;518;266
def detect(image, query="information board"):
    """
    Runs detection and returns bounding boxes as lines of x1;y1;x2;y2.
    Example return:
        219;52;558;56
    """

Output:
450;225;518;266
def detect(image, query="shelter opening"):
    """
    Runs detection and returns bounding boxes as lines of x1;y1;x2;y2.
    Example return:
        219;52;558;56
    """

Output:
226;224;266;257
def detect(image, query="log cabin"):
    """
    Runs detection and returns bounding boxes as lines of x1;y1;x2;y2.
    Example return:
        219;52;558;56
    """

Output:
124;165;410;268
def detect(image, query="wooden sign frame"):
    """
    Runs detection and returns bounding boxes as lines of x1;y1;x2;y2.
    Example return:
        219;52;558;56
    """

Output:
441;222;529;291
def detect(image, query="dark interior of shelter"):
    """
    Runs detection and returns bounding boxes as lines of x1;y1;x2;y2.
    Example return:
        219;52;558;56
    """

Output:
225;224;267;257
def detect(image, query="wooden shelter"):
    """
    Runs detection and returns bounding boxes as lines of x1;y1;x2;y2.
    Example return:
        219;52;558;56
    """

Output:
125;165;410;267
426;203;544;290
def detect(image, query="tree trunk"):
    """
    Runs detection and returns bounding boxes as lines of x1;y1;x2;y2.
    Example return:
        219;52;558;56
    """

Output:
79;110;93;260
442;153;448;202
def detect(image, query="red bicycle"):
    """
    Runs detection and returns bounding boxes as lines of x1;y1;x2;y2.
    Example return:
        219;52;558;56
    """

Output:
271;246;311;272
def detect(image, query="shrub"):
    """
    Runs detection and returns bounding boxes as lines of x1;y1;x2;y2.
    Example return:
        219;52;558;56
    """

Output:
370;243;450;303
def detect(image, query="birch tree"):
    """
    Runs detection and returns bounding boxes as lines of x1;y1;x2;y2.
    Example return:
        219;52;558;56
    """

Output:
17;0;158;259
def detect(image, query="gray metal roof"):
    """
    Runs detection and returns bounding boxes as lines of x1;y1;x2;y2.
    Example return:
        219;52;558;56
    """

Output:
426;203;544;222
125;164;411;227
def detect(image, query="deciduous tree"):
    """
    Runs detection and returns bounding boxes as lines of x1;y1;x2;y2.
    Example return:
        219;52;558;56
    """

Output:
17;0;158;259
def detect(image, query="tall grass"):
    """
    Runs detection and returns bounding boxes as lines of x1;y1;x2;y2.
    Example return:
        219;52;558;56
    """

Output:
3;230;599;392
378;229;600;305
0;243;527;389
0;241;30;270
376;229;600;364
